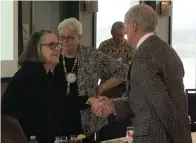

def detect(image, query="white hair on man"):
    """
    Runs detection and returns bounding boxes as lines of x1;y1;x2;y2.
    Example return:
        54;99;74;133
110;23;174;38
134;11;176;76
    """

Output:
58;17;83;35
125;4;159;32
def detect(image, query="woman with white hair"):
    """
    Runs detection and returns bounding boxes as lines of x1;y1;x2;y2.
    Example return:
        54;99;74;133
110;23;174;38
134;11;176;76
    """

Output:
54;18;128;138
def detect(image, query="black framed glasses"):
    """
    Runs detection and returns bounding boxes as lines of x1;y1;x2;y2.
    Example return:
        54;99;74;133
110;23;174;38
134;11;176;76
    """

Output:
40;42;62;50
58;35;74;41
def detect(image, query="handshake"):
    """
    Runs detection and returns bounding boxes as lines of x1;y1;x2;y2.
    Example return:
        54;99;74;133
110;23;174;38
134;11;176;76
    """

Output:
86;96;116;117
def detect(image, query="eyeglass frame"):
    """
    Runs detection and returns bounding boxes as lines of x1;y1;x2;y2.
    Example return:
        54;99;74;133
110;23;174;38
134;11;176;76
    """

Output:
39;42;62;50
58;35;75;42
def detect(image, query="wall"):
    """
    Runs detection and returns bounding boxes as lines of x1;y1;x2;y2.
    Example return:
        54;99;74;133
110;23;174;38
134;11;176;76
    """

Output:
1;1;19;94
79;12;93;47
22;1;31;26
22;1;92;46
32;1;60;34
140;1;170;44
155;1;171;44
1;1;171;95
32;1;93;46
21;1;170;46
21;1;60;34
83;2;170;46
156;17;170;43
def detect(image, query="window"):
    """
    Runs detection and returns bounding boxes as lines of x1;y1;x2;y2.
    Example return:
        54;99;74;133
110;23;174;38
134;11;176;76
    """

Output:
172;0;196;89
96;0;139;48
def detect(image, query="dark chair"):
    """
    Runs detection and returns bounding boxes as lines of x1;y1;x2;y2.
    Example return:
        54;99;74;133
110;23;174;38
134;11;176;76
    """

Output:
99;114;132;141
185;89;196;132
1;115;28;143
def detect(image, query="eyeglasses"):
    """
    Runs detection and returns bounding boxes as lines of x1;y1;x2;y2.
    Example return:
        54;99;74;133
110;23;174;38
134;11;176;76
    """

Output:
58;35;74;41
40;42;62;50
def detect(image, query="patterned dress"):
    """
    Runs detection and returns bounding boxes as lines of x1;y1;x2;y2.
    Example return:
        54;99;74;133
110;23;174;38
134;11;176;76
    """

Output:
56;44;128;136
98;38;134;98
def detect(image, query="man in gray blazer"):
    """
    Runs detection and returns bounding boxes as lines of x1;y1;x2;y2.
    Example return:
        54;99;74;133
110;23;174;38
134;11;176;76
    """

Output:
91;4;192;143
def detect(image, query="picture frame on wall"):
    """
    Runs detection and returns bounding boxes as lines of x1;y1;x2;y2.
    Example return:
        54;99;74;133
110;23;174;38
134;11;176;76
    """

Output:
21;1;33;53
22;24;30;51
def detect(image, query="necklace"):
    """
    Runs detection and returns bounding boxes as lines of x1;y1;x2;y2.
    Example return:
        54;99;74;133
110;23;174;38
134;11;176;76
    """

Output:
62;55;78;95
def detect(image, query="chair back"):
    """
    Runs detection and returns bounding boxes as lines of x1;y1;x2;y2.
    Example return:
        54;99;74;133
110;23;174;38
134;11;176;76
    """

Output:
1;115;28;143
186;89;196;123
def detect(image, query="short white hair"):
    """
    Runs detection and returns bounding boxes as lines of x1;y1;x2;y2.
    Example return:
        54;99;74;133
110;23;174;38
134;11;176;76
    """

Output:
58;18;83;35
126;4;158;32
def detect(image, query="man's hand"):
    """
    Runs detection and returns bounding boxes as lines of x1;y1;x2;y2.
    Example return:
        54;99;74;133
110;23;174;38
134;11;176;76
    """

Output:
91;96;116;117
86;97;104;117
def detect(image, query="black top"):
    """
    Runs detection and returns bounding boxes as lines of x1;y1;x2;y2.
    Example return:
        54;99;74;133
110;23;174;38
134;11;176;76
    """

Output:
2;63;59;143
2;61;89;143
54;56;90;137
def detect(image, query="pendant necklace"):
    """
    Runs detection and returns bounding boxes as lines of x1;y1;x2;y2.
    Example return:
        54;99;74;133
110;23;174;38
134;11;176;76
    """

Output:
62;54;78;95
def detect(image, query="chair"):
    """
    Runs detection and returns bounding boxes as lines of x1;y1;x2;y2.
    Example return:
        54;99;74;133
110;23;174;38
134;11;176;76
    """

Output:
185;89;196;132
1;115;28;143
99;114;132;141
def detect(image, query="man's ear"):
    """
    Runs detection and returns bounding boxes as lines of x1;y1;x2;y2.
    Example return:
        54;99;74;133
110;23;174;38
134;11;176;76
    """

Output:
132;21;137;32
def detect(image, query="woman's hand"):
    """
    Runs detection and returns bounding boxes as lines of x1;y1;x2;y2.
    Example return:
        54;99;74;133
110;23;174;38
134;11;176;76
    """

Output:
87;96;116;117
86;97;103;117
93;96;115;117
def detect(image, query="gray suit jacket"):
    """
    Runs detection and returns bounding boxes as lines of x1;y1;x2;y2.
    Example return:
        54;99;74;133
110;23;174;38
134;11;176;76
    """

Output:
113;35;192;143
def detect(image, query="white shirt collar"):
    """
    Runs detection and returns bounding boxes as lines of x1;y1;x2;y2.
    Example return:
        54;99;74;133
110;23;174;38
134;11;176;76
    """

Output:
136;32;155;49
50;68;54;75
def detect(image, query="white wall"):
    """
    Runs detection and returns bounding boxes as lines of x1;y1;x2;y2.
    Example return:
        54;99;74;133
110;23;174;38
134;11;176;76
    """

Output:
1;1;18;78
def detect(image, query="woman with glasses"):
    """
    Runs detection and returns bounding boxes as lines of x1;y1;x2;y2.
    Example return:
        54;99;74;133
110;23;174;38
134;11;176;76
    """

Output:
54;18;128;139
1;30;63;143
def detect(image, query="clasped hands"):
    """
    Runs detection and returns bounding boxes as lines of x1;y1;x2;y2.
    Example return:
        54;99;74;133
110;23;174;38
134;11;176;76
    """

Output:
87;96;115;117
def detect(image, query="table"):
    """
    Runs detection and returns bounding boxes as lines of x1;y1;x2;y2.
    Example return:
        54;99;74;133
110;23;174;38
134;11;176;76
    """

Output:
101;132;196;143
192;132;196;143
101;137;128;143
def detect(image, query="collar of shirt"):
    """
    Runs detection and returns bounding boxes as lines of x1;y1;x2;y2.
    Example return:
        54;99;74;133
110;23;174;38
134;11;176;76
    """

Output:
136;32;155;49
50;68;54;75
111;38;125;47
